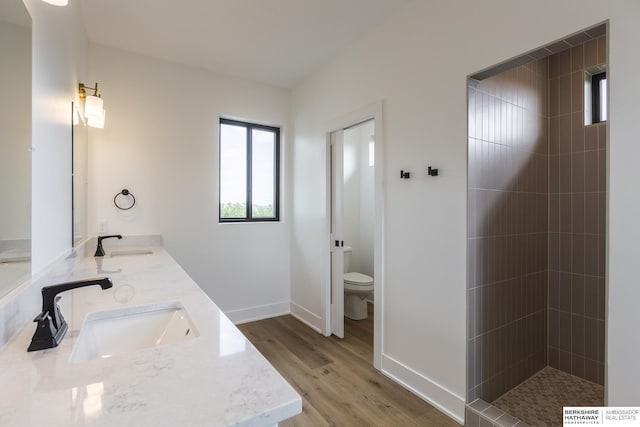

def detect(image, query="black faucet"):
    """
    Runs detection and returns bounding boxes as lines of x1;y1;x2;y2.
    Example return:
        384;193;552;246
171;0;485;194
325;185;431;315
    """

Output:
27;277;113;352
94;234;122;257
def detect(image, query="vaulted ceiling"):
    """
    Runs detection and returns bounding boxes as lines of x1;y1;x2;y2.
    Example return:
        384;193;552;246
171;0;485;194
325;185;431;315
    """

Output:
80;0;410;88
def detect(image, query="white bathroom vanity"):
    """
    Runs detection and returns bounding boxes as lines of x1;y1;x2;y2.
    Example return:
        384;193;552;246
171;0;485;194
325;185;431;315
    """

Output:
0;236;301;426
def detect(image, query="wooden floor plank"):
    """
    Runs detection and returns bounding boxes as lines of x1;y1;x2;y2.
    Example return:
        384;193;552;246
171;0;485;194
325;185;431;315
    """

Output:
283;398;330;427
238;306;461;426
242;318;377;425
260;316;333;370
342;303;374;346
332;335;372;363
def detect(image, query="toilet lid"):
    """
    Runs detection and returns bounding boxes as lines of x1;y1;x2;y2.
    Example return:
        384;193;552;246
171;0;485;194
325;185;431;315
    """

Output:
344;272;374;286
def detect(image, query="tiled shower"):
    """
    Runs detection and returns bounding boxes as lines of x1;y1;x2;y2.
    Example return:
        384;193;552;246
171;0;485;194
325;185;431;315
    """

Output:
547;36;607;384
466;26;607;426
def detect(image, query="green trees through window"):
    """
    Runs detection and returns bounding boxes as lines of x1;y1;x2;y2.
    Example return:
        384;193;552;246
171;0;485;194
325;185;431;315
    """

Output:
219;118;280;222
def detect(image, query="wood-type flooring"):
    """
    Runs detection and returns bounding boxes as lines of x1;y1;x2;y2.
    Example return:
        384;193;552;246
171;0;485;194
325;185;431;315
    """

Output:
238;304;460;427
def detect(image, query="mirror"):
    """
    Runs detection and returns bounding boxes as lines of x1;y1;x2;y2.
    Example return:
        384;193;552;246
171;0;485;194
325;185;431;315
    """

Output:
72;103;88;246
0;0;32;299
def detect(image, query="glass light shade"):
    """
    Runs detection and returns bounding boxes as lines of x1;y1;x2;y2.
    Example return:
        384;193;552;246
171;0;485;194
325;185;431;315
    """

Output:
88;109;105;129
41;0;68;5
368;137;375;167
84;95;104;120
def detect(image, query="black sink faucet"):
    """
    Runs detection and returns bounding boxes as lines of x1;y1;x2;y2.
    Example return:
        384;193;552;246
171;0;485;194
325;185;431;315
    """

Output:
94;234;122;257
27;277;113;352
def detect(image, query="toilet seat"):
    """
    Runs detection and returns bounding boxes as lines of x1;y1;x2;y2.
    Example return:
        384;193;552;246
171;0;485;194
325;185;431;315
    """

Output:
344;272;373;285
344;272;374;292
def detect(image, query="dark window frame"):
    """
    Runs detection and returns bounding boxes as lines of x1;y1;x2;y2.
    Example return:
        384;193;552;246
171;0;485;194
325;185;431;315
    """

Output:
592;72;607;124
218;118;280;223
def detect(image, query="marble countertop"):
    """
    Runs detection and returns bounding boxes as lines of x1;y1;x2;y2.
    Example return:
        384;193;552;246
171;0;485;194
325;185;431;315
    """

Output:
0;237;301;426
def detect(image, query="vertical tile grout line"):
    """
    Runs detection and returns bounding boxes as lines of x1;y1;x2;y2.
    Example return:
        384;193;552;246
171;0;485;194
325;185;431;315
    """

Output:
567;49;575;377
548;62;554;371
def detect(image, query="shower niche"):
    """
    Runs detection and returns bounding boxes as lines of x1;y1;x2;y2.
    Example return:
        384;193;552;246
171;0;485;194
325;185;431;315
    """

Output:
466;23;608;427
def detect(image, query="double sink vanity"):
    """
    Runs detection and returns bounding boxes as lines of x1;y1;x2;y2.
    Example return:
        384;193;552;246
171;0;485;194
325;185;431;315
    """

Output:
0;236;301;426
1;0;300;424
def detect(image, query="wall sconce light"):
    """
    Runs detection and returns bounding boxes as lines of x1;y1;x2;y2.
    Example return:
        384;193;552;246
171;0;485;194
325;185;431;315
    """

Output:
79;82;106;128
41;0;68;6
87;110;106;129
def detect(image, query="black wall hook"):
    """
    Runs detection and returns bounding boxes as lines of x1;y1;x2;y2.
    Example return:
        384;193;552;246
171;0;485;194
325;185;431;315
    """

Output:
428;166;439;177
400;170;411;179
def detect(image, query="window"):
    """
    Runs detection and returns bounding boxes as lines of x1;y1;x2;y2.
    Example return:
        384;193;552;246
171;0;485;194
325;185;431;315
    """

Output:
585;68;607;125
591;72;607;124
219;118;280;222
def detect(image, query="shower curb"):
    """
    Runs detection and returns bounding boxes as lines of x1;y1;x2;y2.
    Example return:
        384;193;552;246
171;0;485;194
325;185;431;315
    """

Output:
465;399;529;427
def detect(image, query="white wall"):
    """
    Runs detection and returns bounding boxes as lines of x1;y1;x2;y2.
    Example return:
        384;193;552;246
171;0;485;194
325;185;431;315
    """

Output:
343;126;362;272
87;45;291;322
290;0;640;420
0;0;87;348
342;121;375;277
358;121;375;278
24;0;87;272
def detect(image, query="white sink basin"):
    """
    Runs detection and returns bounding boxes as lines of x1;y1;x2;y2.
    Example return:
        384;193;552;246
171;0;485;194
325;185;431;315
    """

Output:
70;302;198;363
109;249;153;257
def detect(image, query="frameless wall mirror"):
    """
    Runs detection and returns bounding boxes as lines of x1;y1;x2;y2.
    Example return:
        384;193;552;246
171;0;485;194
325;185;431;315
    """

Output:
0;0;32;299
72;102;88;246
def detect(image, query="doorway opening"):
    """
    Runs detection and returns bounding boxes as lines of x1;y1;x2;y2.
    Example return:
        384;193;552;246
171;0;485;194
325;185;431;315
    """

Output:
466;23;608;427
325;102;384;370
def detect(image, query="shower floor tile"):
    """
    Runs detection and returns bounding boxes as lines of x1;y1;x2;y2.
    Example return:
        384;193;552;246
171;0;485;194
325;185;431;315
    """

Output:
492;367;604;427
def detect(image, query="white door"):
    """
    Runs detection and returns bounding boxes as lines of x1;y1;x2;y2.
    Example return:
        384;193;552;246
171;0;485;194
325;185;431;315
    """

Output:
330;130;344;338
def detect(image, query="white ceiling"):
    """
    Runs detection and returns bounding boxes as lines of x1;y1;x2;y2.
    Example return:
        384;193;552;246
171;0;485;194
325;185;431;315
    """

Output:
80;0;410;88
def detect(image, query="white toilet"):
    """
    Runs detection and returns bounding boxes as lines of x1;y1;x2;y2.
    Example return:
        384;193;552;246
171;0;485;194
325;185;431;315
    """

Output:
343;246;374;320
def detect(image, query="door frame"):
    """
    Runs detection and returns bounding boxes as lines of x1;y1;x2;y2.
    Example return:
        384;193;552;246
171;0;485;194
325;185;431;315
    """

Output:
323;100;384;370
329;129;345;338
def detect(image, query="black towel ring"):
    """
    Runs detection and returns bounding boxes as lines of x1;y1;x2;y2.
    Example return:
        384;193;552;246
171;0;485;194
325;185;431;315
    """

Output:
114;189;136;210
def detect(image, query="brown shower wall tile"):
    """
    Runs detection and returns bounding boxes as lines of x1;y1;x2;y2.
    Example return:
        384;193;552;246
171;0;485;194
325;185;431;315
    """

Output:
572;152;585;193
548;53;559;78
598;124;607;150
597;37;607;64
597;192;606;236
598;148;606;191
571;45;584;72
558;116;571;154
571;72;583;113
549;77;559;117
559;75;571;115
549;117;559;155
547;35;607;383
572;112;584;152
585;125;598;151
558;153;571;193
572;193;585;233
558;194;571;233
558;272;571;312
584;151;598;193
467;34;608;404
584;39;598;68
467;58;549;402
584;276;598;318
557;49;571;77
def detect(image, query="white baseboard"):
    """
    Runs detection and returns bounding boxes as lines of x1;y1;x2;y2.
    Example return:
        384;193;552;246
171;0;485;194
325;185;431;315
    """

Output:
225;301;290;325
381;354;465;424
289;301;323;333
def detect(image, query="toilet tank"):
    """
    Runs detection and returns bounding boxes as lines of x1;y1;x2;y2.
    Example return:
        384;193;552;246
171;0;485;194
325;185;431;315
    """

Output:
343;246;352;273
